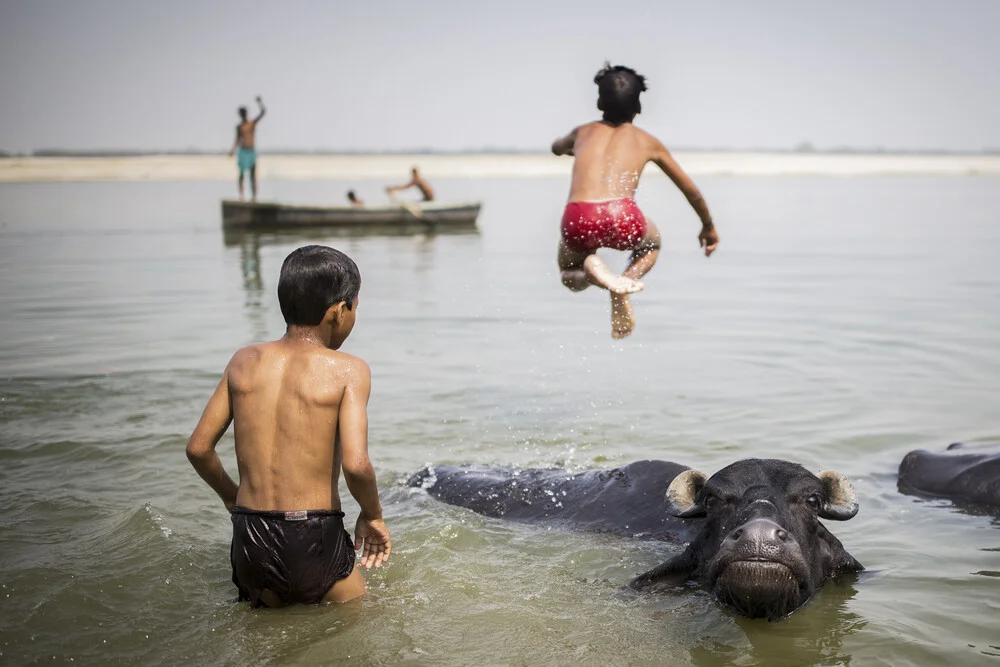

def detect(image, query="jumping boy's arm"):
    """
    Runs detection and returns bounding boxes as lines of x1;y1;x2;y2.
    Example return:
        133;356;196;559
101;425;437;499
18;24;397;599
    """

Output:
339;358;391;569
186;369;238;510
651;140;719;257
253;96;266;123
551;127;579;156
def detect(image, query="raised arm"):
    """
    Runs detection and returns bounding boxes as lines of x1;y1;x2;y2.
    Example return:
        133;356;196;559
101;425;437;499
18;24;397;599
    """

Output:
651;140;719;256
253;95;266;123
186;368;238;510
551;127;579;156
339;358;391;568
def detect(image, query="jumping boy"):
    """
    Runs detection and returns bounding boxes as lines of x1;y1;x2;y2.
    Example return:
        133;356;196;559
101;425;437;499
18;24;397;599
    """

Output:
186;245;391;607
551;63;719;338
228;96;266;201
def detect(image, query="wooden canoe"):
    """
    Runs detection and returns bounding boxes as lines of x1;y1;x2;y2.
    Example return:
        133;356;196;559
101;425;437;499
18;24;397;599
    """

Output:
221;199;481;229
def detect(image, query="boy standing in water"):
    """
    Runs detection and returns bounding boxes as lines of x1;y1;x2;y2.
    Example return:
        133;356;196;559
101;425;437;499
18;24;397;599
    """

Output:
228;96;266;201
552;63;719;338
186;245;391;607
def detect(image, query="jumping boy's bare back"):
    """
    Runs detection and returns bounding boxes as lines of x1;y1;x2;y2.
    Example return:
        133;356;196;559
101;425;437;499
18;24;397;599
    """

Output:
552;63;719;338
187;245;390;608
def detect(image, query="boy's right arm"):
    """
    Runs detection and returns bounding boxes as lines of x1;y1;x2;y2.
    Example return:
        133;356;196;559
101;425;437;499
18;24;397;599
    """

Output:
228;127;239;157
651;139;719;256
551;127;579;156
339;358;391;569
186;368;238;510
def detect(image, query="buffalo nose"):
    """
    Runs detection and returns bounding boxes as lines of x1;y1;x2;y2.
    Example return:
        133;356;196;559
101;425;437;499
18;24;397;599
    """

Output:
728;519;791;545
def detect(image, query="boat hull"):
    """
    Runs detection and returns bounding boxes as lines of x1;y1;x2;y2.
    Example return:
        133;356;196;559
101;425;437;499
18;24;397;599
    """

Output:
221;199;481;230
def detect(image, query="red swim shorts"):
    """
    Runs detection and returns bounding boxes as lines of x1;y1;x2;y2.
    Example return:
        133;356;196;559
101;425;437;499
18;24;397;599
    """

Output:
560;199;648;253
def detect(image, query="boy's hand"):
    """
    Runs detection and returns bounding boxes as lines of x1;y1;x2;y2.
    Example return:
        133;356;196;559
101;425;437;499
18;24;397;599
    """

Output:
699;225;719;257
354;516;391;569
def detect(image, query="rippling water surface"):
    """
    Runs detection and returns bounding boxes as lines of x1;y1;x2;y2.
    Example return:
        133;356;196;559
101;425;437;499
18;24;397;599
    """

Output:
1;174;999;666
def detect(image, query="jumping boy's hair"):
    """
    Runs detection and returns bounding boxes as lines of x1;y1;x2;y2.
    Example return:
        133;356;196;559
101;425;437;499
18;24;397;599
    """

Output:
277;245;361;326
594;62;647;124
238;106;248;120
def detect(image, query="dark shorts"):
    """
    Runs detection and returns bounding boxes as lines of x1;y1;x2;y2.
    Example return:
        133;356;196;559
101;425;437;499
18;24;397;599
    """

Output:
230;507;355;607
560;199;648;253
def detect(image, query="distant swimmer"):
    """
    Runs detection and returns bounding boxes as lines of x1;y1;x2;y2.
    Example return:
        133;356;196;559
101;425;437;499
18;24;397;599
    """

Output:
385;166;435;202
552;63;719;338
347;190;365;207
186;245;391;607
228;96;266;201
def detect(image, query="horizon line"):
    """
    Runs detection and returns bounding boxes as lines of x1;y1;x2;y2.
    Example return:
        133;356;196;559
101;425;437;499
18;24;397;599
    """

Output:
7;146;1000;158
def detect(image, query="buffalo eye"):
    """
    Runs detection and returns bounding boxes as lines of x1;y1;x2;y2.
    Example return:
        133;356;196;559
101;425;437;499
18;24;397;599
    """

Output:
703;494;718;510
805;494;821;510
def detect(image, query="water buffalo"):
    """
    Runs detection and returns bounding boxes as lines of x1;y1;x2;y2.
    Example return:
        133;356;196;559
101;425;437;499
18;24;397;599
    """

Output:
407;458;864;620
898;442;1000;507
406;459;697;541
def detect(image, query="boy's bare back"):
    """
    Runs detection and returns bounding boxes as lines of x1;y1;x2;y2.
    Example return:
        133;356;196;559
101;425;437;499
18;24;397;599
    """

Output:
563;121;652;201
555;120;712;222
227;339;370;512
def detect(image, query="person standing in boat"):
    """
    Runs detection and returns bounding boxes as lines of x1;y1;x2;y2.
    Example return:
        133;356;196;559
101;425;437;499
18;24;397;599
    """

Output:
385;167;435;202
551;63;718;338
228;96;266;201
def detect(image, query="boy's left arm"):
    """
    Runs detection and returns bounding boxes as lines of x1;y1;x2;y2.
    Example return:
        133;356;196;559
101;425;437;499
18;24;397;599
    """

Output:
651;139;719;257
186;371;238;510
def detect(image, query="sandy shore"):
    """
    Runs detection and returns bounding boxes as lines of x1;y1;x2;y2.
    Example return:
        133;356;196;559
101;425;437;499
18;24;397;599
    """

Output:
1;152;999;182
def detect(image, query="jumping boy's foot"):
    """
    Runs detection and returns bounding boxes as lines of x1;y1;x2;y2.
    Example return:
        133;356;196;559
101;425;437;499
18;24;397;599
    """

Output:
584;255;645;295
610;292;636;339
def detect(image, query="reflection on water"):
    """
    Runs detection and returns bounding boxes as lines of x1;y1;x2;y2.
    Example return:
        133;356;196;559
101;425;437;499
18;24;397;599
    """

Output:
221;222;479;249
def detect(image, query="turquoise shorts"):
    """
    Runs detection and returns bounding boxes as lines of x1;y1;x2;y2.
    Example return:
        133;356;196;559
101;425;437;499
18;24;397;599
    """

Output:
237;147;257;173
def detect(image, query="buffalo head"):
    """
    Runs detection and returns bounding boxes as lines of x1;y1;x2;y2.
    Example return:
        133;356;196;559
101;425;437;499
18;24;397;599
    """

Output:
630;458;863;620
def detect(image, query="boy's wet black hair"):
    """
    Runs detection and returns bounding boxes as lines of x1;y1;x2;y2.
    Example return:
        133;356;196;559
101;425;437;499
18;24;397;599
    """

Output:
277;245;361;326
238;106;248;120
594;62;647;124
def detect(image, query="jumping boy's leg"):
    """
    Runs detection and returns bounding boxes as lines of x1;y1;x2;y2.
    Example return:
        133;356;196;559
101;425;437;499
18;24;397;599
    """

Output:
322;565;367;603
558;241;592;291
623;220;662;281
608;221;661;339
238;170;245;200
558;241;644;294
250;165;258;202
610;292;635;339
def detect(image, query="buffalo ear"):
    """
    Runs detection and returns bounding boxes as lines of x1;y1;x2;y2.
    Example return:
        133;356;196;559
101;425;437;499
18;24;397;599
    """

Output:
665;469;708;518
817;470;859;520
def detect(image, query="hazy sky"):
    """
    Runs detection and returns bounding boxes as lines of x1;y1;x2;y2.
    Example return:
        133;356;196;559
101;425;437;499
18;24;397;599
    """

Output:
1;0;997;152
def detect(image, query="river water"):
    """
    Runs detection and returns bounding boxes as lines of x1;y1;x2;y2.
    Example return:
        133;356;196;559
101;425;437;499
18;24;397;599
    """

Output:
1;173;998;666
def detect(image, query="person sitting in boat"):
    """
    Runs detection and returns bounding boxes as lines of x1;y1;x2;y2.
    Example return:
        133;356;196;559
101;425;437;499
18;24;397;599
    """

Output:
346;190;365;207
385;167;435;202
